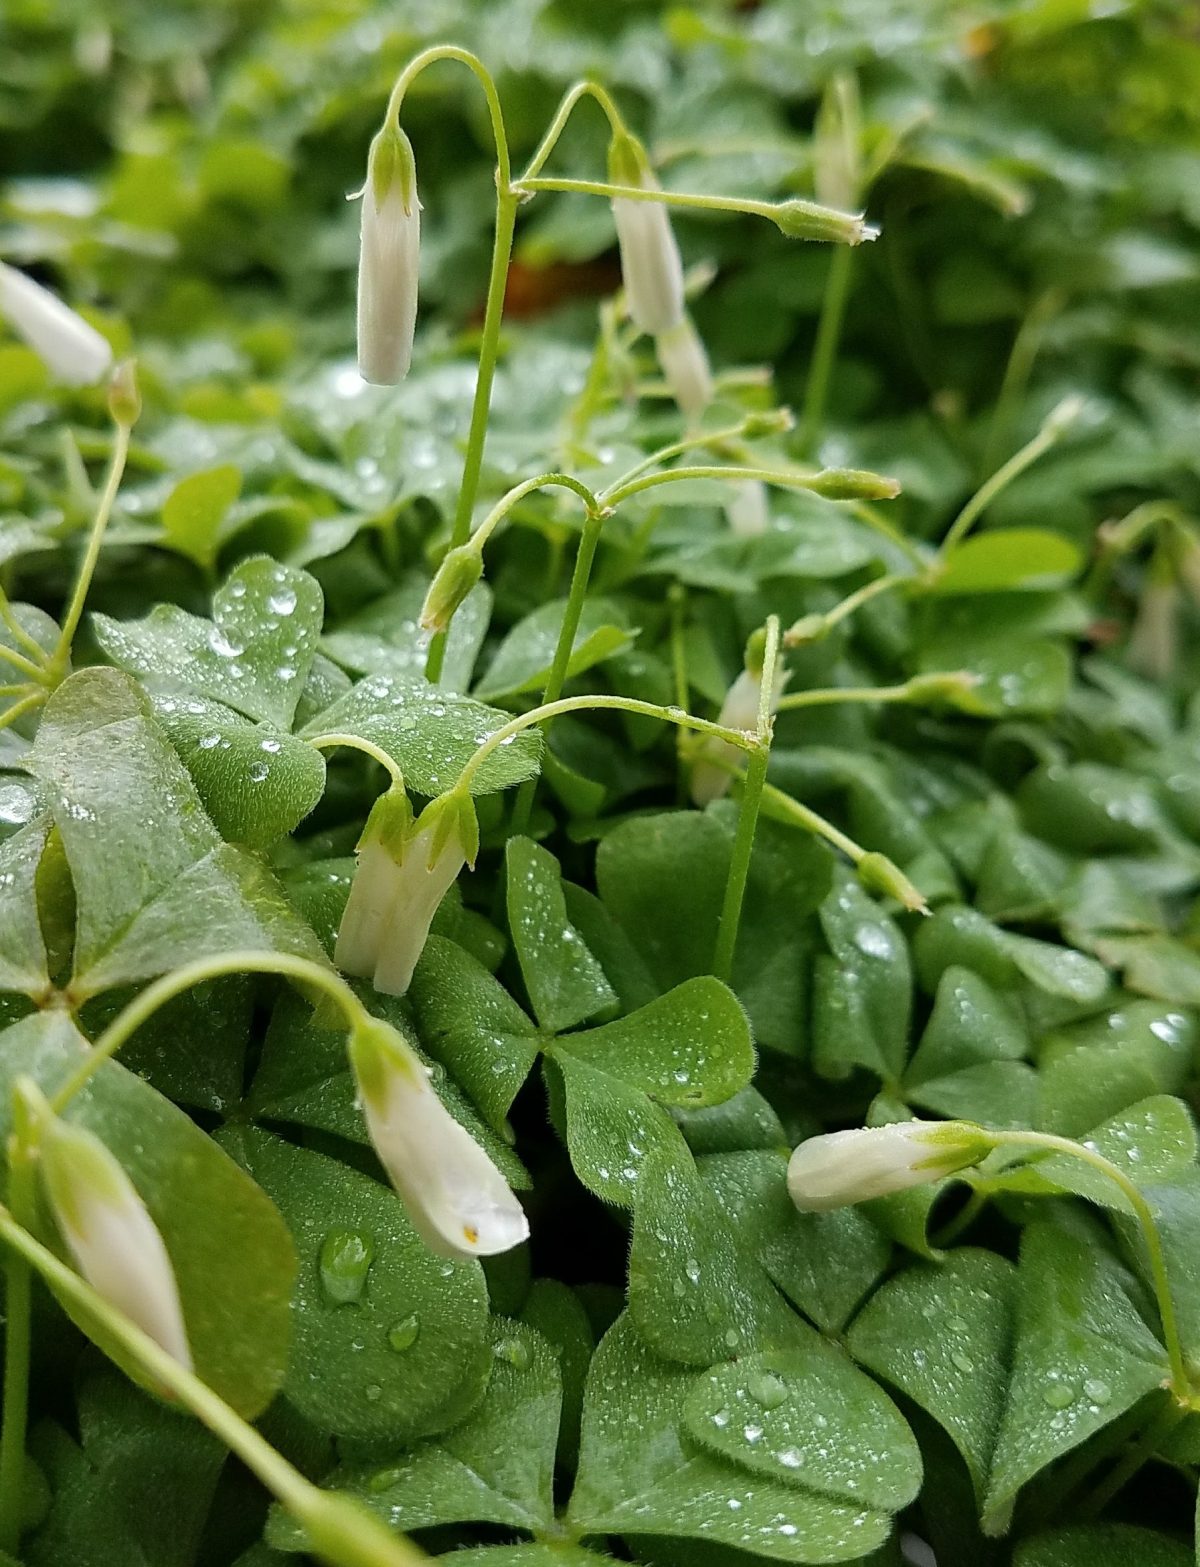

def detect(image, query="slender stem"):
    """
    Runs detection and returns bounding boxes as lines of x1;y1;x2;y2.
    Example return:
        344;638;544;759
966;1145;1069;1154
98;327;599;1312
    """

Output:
509;505;607;836
471;473;601;554
0;595;48;664
987;1128;1188;1397
512;177;866;243
784;572;905;646
776;673;956;712
0;1121;36;1552
384;46;510;188
712;618;779;983
519;79;629;184
604;463;880;510
306;733;405;790
1085;500;1183;601
0;692;45;736
849;500;925;568
939;400;1078;557
759;779;866;865
598;419;762;500
0;1207;425;1567
54;951;363;1113
0;646;43;681
47;422;132;681
800;244;854;454
981;287;1062;479
456;694;758;796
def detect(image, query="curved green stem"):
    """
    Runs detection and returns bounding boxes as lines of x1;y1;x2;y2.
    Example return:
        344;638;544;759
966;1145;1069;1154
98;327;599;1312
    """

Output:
598;419;767;501
939;398;1079;558
519;79;629;184
800;243;854;454
471;473;602;554
0;692;45;736
0;595;48;665
0;646;43;681
456;694;757;796
384;46;510;188
47;421;132;683
980;286;1063;479
775;673;949;712
54;951;363;1114
1076;1398;1186;1519
849;500;925;568
509;502;608;836
784;571;905;646
306;733;405;790
987;1128;1188;1398
0;1207;425;1567
712;617;779;982
1086;499;1186;600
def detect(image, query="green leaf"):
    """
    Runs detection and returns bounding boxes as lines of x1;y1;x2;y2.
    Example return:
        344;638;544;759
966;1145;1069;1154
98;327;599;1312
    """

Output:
674;1087;787;1158
545;1049;690;1208
224;1126;491;1445
1014;1526;1193;1567
0;1011;295;1419
505;835;616;1032
25;1367;226;1567
984;1218;1169;1527
930;530;1082;595
321;573;491;695
702;1151;891;1335
907;966;1027;1082
912;905;1109;1006
847;1248;1016;1503
569;1315;892;1563
149;691;325;849
559;977;754;1109
29;668;326;995
409;934;541;1133
1007;1096;1199;1213
317;1319;559;1535
299;673;542;797
0;817;49;996
520;1279;595;1471
814;871;911;1083
1037;1003;1194;1137
683;1342;922;1511
916;635;1071;717
474;596;634;700
160;464;242;571
94;556;324;729
629;1146;799;1364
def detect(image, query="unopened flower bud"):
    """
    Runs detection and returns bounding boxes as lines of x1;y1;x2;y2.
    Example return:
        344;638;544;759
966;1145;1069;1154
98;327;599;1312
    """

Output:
355;125;420;385
856;851;928;914
22;1080;191;1368
107;358;141;428
655;316;714;423
773;199;876;246
420;544;484;635
902;670;981;708
349;1014;528;1258
335;789;478;997
725;479;769;538
741;408;795;440
609;132;685;336
813;73;862;214
690;663;788;807
0;261;112;386
808;467;900;501
787;1120;989;1212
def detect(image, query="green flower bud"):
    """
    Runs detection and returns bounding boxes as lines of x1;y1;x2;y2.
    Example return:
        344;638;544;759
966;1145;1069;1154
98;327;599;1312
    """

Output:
107;358;141;428
773;198;877;245
857;851;928;914
808;467;901;501
419;544;484;635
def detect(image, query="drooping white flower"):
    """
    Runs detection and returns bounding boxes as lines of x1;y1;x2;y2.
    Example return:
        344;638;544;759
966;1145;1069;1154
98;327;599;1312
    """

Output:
1127;575;1179;682
787;1120;988;1213
349;1015;529;1258
0;262;112;386
609;132;685;337
33;1090;191;1368
335;789;477;997
355;125;421;385
655;316;714;424
725;478;769;538
690;662;789;807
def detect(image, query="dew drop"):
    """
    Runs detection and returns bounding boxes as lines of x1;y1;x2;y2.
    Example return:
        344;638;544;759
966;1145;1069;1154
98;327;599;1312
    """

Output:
748;1371;788;1410
319;1228;374;1305
1043;1380;1076;1410
1083;1378;1111;1406
388;1314;420;1352
268;587;298;615
248;760;270;783
495;1336;531;1371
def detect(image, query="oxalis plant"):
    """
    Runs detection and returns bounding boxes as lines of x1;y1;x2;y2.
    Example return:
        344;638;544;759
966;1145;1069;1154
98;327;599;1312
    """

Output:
2;22;1200;1567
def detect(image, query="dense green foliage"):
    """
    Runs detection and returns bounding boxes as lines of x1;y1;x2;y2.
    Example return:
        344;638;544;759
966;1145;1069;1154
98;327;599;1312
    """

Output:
3;1;1200;1565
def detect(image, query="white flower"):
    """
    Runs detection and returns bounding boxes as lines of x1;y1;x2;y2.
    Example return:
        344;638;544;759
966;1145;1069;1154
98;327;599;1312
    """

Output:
350;1016;529;1258
0;262;112;386
787;1120;987;1212
1127;577;1178;682
36;1102;191;1368
655;317;714;424
335;789;476;997
355;126;420;385
609;133;685;336
690;664;788;807
726;479;769;538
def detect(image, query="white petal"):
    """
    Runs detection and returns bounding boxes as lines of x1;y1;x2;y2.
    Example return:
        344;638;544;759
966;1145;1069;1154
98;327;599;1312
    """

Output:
334;839;401;978
690;667;787;807
612;189;685;336
0;262;112;386
726;479;769;538
787;1122;973;1212
43;1126;191;1369
371;824;465;996
353;1025;528;1259
655;318;714;423
356;187;420;385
